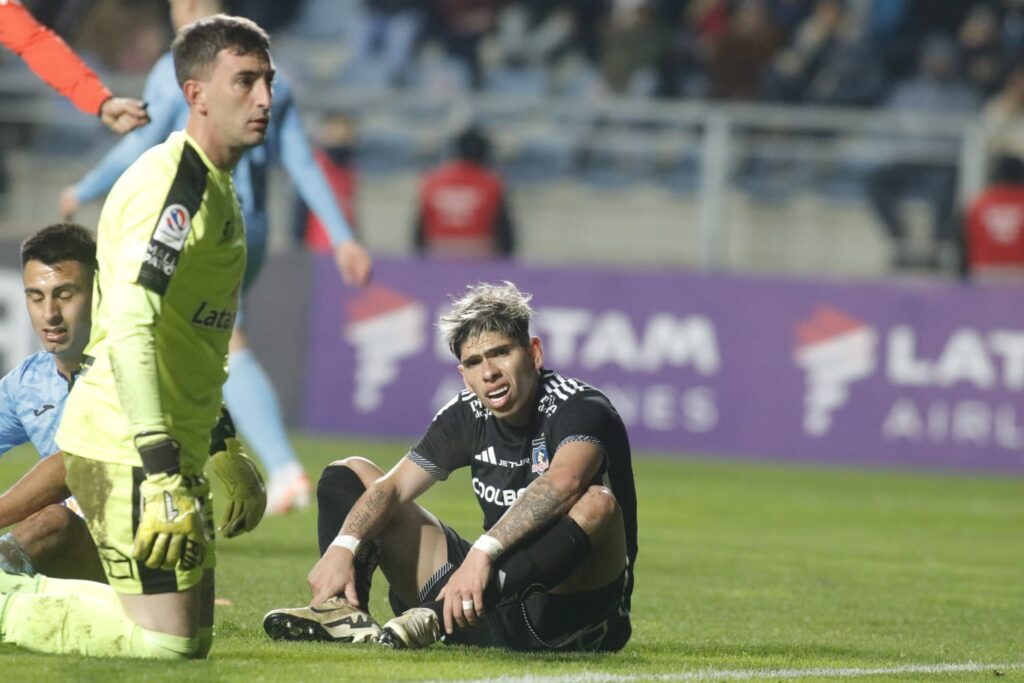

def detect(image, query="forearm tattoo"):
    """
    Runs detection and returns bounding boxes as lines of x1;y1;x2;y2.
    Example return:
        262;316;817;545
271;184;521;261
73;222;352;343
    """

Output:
344;484;390;539
490;475;570;548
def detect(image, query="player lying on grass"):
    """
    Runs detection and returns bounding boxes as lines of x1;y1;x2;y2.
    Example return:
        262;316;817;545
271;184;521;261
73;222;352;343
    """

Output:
264;281;638;651
0;224;266;582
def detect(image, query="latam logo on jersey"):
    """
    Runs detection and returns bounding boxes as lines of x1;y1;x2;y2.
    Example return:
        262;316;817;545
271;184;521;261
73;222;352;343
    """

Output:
154;204;192;251
794;305;1024;450
191;301;236;331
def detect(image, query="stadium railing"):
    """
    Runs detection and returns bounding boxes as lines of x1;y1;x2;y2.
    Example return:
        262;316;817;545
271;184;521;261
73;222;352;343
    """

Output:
0;66;990;274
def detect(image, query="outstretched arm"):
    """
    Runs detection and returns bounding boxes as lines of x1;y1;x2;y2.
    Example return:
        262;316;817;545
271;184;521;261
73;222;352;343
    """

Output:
60;54;180;217
0;1;147;132
307;456;436;606
276;87;372;287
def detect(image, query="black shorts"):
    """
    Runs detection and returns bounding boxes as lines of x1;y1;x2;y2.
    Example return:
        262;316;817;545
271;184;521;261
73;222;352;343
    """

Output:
388;523;632;652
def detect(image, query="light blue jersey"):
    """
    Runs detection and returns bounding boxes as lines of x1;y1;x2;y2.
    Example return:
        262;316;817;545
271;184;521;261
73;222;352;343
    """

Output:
0;351;73;457
73;52;354;290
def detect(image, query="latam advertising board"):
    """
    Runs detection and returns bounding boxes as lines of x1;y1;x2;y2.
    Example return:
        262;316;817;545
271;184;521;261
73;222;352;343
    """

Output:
305;256;1024;474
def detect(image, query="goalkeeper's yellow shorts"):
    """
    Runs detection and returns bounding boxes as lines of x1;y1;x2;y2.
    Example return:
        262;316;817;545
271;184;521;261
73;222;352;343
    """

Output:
64;452;216;594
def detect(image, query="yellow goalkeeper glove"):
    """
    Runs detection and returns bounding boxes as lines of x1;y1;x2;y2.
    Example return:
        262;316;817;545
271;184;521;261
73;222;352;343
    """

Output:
132;434;210;571
208;407;266;538
209;440;266;538
133;471;210;571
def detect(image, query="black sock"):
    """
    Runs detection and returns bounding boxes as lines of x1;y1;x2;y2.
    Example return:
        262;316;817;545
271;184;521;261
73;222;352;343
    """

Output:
489;515;592;604
315;464;378;609
316;464;365;554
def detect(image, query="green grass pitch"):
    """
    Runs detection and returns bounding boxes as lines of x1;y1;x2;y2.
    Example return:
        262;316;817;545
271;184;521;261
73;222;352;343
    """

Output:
0;433;1021;681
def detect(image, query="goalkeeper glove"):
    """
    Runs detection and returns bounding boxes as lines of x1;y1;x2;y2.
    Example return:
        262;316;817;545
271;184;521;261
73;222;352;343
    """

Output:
132;434;210;571
209;410;266;538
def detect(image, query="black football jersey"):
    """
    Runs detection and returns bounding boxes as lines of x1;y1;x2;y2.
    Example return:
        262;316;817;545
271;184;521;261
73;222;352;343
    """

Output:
408;369;638;588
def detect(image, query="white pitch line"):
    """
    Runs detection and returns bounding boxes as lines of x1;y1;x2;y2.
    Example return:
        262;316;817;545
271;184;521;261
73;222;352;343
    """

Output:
424;661;1024;683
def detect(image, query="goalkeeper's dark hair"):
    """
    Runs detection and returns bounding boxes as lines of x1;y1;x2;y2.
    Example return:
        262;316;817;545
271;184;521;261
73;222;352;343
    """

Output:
172;14;270;88
20;223;97;272
439;281;533;359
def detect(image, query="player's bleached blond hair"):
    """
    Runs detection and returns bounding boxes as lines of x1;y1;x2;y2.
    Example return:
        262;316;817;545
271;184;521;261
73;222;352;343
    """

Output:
439;281;534;359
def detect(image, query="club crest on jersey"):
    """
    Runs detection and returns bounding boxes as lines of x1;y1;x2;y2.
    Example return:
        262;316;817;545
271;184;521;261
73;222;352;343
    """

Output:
154;204;192;250
531;438;549;474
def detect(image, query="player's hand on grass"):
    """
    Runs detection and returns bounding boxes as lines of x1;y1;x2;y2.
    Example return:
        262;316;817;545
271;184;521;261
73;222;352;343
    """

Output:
308;545;359;607
208;408;266;538
332;239;373;288
438;548;492;634
133;471;210;571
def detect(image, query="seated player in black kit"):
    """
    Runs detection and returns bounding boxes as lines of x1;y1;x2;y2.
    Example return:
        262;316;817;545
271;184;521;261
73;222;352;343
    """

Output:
263;281;638;651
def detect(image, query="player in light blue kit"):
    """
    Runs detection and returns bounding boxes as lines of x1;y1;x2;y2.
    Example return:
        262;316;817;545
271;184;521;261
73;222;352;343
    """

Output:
0;224;104;581
0;224;266;584
59;0;373;514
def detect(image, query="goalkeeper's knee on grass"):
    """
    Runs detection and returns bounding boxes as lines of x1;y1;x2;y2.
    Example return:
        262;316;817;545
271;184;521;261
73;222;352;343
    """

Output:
0;585;210;659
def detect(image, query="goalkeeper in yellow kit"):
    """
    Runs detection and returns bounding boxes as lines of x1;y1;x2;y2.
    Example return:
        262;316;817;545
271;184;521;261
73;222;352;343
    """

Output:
0;14;274;659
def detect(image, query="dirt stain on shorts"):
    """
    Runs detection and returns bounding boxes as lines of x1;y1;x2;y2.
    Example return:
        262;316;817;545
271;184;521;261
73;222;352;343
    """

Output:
64;454;115;545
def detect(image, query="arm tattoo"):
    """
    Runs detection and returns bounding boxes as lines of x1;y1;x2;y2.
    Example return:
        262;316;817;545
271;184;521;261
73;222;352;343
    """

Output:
489;475;573;549
343;484;390;539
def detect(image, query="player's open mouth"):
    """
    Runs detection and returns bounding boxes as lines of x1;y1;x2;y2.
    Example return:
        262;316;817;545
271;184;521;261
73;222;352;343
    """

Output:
43;328;67;343
487;386;510;407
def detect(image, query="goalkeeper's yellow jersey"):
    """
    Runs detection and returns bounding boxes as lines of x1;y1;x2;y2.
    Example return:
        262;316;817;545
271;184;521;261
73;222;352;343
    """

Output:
57;131;246;471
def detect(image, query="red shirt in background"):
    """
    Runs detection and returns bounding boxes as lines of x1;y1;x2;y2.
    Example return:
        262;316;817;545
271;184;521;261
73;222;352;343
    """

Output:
415;160;513;259
966;183;1024;276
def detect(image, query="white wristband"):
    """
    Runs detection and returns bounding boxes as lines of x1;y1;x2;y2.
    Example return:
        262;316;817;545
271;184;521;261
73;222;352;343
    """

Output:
472;534;504;561
330;534;361;555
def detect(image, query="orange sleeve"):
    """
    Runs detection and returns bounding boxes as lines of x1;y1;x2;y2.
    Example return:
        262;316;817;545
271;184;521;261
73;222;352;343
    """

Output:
0;1;111;115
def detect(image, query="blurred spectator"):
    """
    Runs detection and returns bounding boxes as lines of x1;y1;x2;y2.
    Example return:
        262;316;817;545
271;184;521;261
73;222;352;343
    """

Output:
648;0;727;98
600;0;673;95
766;0;886;106
983;62;1024;163
958;3;1010;97
556;0;611;67
423;0;504;90
301;113;361;251
707;0;781;101
764;0;813;42
1001;0;1024;63
414;126;516;259
347;0;423;88
863;34;980;270
497;1;570;68
963;155;1024;280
